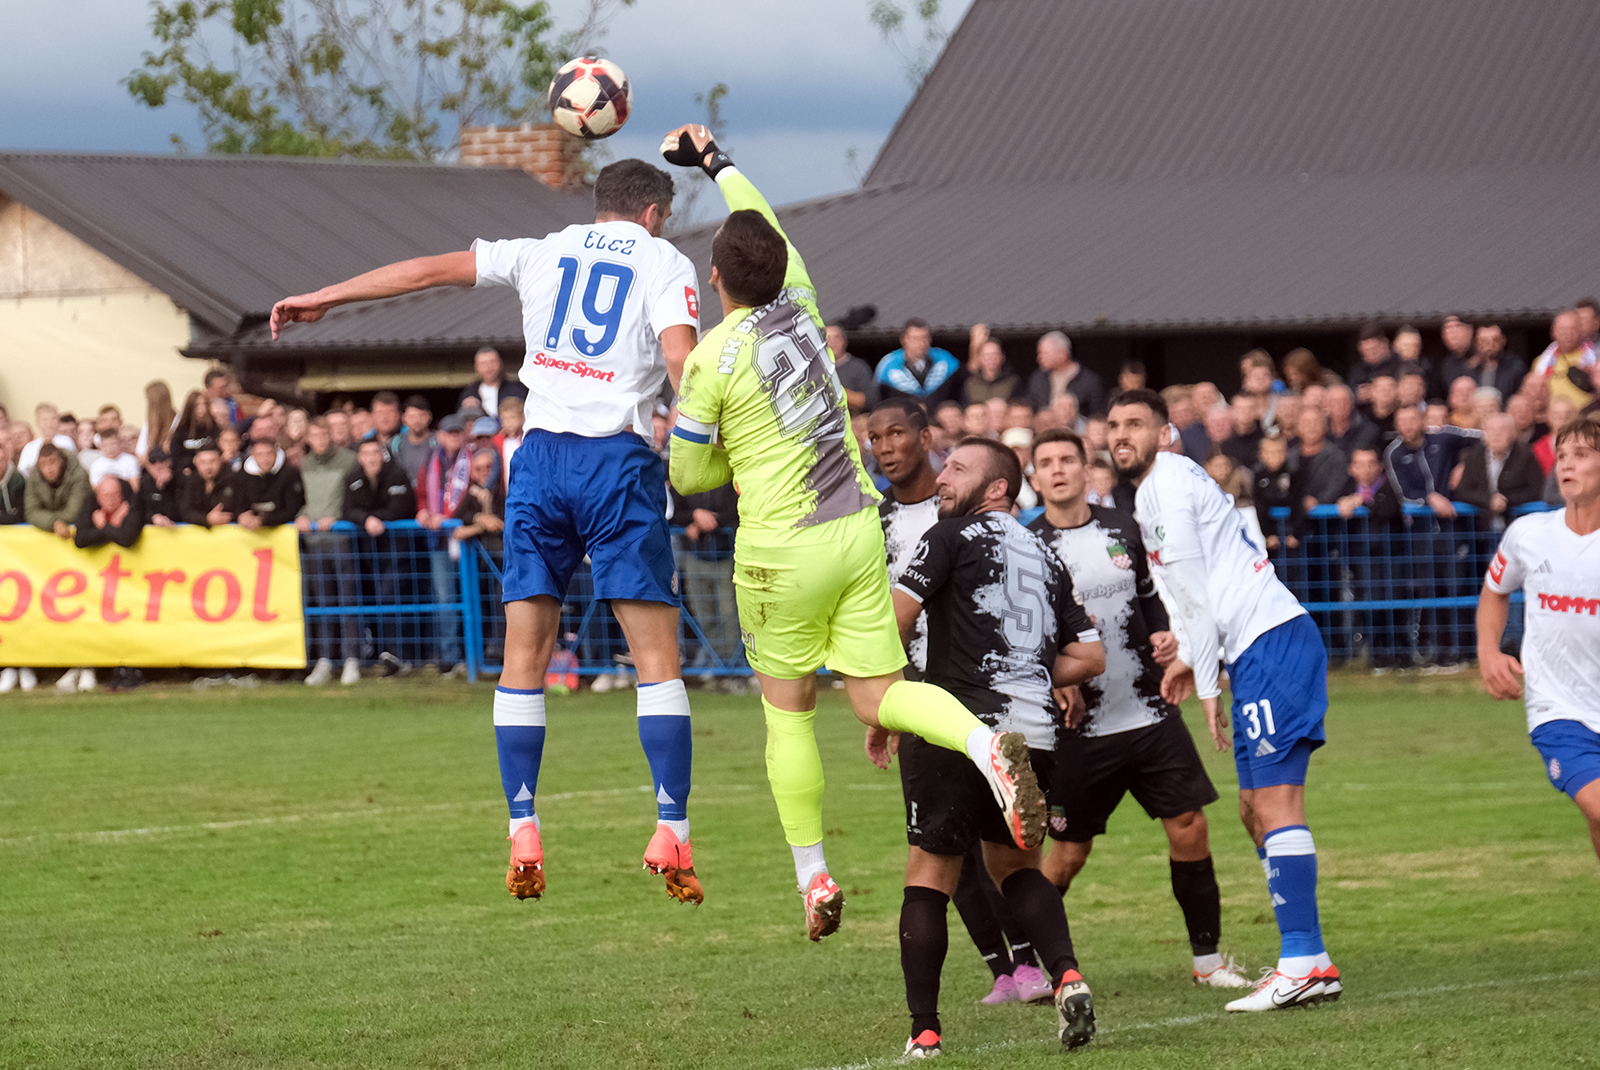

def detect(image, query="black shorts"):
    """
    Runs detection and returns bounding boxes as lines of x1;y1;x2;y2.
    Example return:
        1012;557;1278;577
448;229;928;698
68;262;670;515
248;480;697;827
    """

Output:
1048;715;1218;843
899;733;1055;855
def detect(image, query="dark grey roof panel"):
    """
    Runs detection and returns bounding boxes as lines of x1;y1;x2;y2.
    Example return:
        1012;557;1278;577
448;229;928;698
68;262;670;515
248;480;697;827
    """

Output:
674;167;1600;335
0;151;590;334
869;0;1600;187
191;285;527;356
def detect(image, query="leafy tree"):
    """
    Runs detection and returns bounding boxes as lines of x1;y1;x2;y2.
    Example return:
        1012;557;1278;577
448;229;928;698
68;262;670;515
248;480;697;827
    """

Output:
126;0;631;160
868;0;949;87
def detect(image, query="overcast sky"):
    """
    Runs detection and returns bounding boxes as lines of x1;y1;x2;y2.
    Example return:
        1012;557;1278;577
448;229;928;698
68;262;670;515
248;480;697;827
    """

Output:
2;0;973;217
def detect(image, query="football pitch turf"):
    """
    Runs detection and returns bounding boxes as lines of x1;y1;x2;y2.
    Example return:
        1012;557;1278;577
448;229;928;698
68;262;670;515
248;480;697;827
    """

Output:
1;674;1595;1069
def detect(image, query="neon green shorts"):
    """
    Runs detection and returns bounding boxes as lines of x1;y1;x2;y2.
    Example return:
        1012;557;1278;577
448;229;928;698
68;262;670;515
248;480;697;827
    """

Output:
733;509;909;680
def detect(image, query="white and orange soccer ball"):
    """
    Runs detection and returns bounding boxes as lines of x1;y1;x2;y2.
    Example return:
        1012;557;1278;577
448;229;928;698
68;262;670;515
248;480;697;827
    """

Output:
546;56;632;140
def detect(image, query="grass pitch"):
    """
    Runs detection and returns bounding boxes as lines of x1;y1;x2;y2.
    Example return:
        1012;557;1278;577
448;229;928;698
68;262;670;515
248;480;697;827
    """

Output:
1;673;1596;1069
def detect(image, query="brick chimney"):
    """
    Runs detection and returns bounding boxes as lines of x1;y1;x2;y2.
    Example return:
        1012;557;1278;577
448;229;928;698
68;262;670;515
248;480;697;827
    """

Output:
459;123;588;191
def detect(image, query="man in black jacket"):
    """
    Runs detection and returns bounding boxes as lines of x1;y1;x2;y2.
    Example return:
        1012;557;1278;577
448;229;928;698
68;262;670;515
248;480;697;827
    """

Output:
456;347;529;415
179;442;236;527
138;446;180;527
344;438;417;671
345;438;416;533
1454;413;1544;528
235;438;305;530
75;476;143;548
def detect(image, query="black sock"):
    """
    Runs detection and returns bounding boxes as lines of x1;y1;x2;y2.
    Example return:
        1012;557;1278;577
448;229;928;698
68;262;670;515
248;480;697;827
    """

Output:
900;885;950;1037
951;849;1013;979
1169;855;1222;956
972;856;1039;969
999;868;1078;983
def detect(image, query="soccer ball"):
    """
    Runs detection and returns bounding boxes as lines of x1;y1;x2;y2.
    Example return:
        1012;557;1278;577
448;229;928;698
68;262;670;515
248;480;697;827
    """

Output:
547;56;632;140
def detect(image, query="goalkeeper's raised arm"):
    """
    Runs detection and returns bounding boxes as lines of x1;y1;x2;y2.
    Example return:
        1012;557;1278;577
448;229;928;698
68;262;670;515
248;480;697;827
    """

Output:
659;124;817;322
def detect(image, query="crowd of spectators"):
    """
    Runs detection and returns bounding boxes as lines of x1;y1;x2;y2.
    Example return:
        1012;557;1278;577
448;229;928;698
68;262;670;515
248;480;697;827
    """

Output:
4;308;1595;693
0;347;524;694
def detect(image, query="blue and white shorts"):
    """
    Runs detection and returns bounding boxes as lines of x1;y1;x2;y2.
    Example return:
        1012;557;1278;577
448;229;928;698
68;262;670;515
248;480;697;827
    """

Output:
502;429;678;607
1529;720;1600;800
1227;614;1328;790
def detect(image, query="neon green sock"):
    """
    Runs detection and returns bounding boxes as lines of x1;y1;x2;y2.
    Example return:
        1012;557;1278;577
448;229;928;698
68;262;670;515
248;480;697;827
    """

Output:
877;679;988;754
762;699;826;847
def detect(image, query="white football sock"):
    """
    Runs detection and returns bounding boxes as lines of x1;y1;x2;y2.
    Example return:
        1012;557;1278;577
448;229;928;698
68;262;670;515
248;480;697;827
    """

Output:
964;724;995;766
1193;952;1224;975
791;841;828;888
660;818;690;840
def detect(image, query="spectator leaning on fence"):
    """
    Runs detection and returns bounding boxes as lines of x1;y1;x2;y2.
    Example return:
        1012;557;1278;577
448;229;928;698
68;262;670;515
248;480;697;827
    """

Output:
1252;436;1304;550
235;437;305;530
345;437;416;534
877;318;962;409
24;443;90;539
1455;412;1543;529
1290;408;1350;512
179;441;236;527
75;475;143;549
138;446;179;527
1383;406;1481;518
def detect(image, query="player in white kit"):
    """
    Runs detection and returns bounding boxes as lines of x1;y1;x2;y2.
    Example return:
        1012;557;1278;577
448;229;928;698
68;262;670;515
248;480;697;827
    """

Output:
1106;389;1341;1011
269;159;707;905
1478;418;1600;859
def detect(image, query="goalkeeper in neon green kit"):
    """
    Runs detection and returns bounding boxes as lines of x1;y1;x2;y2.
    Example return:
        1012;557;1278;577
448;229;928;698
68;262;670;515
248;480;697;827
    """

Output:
660;124;1048;940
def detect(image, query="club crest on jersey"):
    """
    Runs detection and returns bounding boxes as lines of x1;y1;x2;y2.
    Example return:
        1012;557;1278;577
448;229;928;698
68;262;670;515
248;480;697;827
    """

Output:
1105;540;1132;570
685;285;699;318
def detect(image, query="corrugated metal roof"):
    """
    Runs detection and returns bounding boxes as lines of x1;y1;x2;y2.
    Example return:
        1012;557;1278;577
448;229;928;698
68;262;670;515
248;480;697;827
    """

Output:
869;0;1600;187
0;151;590;340
672;166;1600;336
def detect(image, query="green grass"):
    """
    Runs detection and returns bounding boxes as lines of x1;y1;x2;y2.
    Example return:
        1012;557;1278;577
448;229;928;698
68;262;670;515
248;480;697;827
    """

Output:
1;673;1596;1069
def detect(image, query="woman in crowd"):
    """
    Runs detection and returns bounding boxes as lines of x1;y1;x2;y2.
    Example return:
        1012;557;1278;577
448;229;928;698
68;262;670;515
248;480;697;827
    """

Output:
137;380;178;463
452;447;508;665
171;390;220;475
1282;348;1340;393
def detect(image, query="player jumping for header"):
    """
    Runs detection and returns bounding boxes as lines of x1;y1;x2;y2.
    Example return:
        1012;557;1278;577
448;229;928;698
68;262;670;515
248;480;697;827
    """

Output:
661;124;1049;940
1478;418;1600;859
1106;389;1341;1011
269;159;706;906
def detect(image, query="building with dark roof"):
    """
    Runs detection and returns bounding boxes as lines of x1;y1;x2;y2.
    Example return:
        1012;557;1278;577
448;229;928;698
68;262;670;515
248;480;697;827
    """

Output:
674;0;1600;393
0;142;589;418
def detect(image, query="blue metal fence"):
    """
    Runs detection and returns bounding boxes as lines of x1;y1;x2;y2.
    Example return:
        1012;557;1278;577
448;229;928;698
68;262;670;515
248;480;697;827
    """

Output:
303;504;1555;680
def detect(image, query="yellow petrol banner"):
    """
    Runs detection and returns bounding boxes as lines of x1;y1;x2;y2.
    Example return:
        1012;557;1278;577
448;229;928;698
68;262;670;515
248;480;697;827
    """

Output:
0;525;304;668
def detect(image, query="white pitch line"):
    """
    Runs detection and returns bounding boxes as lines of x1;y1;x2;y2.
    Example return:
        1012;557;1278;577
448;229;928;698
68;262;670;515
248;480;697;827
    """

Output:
795;968;1599;1070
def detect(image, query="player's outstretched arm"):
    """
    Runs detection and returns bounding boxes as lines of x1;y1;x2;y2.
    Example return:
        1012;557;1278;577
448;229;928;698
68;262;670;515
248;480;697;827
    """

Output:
667;418;733;496
269;250;477;339
1476;583;1524;700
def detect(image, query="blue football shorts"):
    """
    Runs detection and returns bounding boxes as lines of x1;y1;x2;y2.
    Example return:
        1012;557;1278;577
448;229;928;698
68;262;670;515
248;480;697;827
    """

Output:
502;429;678;607
1227;614;1328;790
1529;719;1600;800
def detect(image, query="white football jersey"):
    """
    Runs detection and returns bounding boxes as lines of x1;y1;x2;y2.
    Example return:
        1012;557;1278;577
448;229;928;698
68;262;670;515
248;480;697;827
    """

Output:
474;221;700;440
1486;509;1600;734
880;493;941;673
1135;451;1305;664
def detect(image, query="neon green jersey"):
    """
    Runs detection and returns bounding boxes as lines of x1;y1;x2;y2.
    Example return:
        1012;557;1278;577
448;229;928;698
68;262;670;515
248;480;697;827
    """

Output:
670;169;879;536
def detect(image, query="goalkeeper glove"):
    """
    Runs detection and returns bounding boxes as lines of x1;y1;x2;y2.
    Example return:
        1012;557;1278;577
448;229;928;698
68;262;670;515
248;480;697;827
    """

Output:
661;130;735;180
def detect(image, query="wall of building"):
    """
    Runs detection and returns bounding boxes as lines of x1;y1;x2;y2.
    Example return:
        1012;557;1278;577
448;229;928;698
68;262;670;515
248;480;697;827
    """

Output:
0;195;200;429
